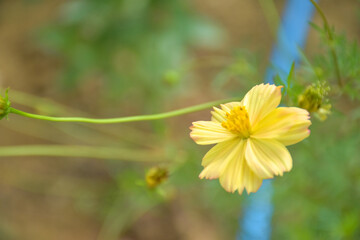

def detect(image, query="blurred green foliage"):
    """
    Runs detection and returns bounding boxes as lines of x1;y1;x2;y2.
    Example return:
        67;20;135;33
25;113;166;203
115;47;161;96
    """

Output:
37;0;222;110
213;49;262;97
273;114;360;239
271;20;360;240
315;32;360;100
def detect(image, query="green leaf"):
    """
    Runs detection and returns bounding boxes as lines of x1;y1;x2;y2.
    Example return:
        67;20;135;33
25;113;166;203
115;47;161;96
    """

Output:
273;74;284;87
308;21;325;34
286;61;295;87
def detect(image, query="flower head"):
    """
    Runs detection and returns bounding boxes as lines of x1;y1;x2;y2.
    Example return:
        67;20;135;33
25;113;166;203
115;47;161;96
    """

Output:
190;84;311;194
298;81;331;121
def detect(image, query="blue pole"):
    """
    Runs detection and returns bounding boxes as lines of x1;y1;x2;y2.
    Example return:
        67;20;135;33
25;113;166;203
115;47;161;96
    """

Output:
237;1;316;239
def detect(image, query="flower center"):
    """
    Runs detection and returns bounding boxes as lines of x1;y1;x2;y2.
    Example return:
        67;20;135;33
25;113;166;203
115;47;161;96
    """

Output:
221;106;251;138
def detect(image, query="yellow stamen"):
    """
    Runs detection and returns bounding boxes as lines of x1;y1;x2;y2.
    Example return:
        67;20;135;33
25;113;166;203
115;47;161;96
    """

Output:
221;106;251;138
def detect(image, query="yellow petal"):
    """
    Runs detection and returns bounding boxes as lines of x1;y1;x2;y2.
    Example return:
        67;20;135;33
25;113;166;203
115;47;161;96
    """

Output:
199;139;241;179
245;138;292;178
240;164;263;194
190;121;237;145
242;84;282;126
211;107;226;123
218;140;263;194
220;102;243;113
252;107;311;146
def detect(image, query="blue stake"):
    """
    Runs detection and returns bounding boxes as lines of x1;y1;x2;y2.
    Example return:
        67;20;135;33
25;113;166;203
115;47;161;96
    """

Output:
237;1;316;239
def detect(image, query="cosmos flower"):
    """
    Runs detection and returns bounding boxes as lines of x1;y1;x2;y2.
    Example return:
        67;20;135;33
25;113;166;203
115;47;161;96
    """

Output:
190;84;311;194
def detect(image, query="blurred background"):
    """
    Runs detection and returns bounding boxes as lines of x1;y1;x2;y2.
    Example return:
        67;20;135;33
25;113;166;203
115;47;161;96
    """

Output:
0;0;360;239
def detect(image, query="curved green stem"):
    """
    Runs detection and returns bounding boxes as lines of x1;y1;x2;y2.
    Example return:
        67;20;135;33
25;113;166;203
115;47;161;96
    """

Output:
0;145;164;161
9;97;240;124
309;0;332;40
309;0;342;87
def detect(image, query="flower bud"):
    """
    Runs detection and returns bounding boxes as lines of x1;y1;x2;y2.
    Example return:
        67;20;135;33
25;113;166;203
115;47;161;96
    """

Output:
298;82;331;121
0;89;10;120
145;167;169;188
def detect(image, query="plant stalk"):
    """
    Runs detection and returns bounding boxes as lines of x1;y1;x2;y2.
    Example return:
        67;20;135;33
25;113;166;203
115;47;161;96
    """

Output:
9;98;241;124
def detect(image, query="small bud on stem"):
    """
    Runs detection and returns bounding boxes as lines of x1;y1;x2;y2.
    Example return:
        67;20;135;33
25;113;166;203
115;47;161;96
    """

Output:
0;89;11;120
298;82;331;121
146;167;169;188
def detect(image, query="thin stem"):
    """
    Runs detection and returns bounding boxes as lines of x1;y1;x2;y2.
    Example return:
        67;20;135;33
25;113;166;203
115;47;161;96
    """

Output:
309;0;342;87
9;97;241;124
5;88;160;147
0;145;164;161
309;0;332;40
329;48;342;87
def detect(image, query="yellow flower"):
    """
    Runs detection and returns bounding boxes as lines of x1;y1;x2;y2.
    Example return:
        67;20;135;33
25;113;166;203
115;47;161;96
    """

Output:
190;84;311;194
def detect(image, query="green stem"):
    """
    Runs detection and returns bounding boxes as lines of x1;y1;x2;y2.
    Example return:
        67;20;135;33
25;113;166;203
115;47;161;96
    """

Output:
309;0;343;87
9;98;240;124
4;88;159;146
0;145;164;161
